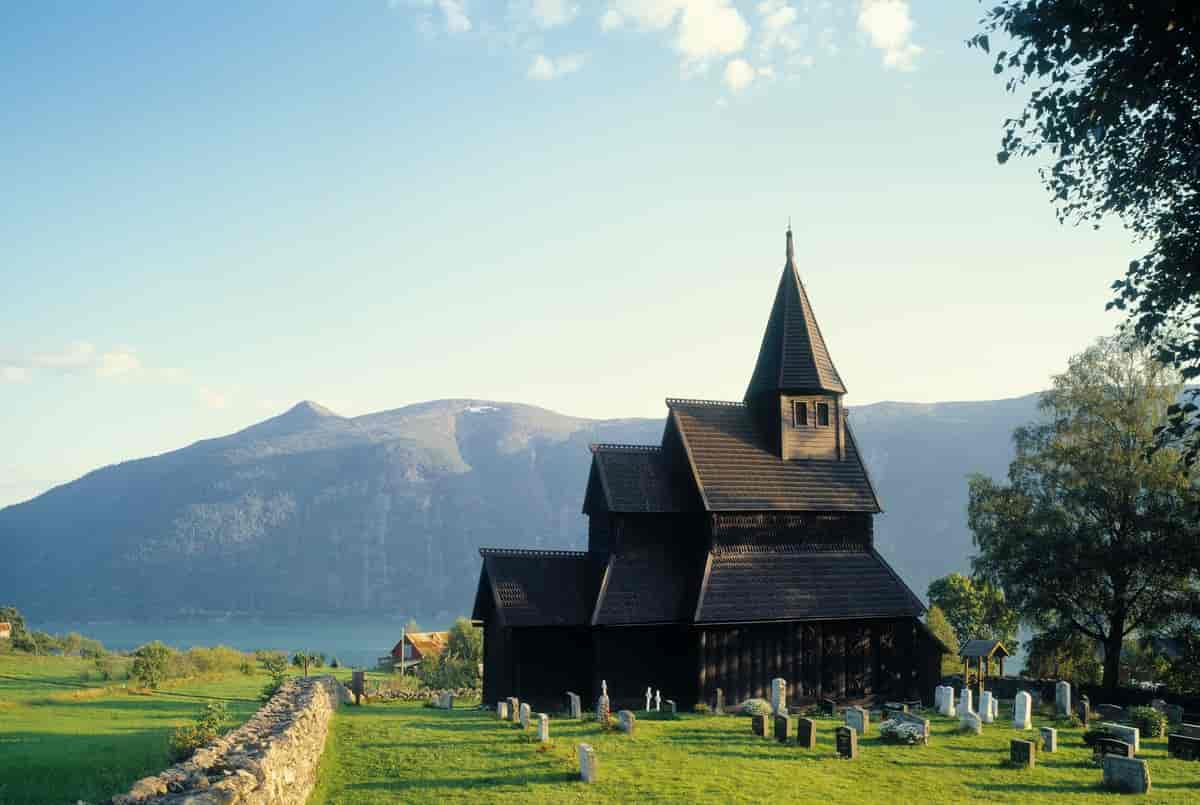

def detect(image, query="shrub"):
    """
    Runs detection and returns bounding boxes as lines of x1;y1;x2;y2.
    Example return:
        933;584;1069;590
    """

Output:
259;651;290;701
1056;712;1082;728
188;645;246;675
1128;706;1167;738
92;654;116;681
879;719;925;745
1082;726;1119;747
739;699;771;717
239;659;253;675
693;703;710;714
168;702;228;762
381;673;424;694
131;642;174;689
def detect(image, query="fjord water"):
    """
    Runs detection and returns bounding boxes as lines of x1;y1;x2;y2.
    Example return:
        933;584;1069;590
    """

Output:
32;616;426;669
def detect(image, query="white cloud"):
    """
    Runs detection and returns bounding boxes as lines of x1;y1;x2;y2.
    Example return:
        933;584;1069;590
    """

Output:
723;57;756;91
603;1;749;69
527;0;579;28
95;350;141;378
1;366;29;383
757;0;804;57
527;52;587;80
401;0;472;34
857;0;922;71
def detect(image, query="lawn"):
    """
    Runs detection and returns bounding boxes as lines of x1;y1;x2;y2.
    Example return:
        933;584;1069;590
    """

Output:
0;653;266;805
309;700;1200;803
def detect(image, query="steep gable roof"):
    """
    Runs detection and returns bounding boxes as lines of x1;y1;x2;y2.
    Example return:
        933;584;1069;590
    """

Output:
667;399;881;512
473;549;605;627
582;444;696;514
745;229;845;397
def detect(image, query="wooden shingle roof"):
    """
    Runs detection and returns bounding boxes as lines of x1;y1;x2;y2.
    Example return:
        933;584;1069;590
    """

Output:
591;541;705;626
473;549;605;627
667;399;881;512
960;639;1010;659
584;444;695;513
694;547;924;623
745;230;845;397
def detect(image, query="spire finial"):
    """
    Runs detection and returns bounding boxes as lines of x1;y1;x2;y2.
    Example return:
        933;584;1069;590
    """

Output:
785;219;794;262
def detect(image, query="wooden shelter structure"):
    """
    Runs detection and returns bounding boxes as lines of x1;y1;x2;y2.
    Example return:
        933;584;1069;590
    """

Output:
472;228;948;712
960;639;1009;701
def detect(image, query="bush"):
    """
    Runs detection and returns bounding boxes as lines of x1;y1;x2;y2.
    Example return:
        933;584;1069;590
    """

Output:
259;651;290;702
1128;706;1167;738
879;719;925;745
188;645;246;675
92;655;116;681
1082;726;1119;747
739;699;771;717
168;702;228;762
693;703;710;714
131;642;174;689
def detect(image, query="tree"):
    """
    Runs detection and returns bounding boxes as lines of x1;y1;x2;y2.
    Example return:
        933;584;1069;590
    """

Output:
970;2;1200;462
1023;629;1102;685
131;641;173;689
926;573;1020;653
444;617;482;666
924;606;961;676
970;335;1200;692
417;619;483;690
0;606;29;644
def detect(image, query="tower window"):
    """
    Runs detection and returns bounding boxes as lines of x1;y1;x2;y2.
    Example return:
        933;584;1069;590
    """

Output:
817;403;830;427
792;400;808;427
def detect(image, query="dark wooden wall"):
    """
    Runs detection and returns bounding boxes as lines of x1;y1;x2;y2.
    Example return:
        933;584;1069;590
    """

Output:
481;621;512;706
592;625;697;711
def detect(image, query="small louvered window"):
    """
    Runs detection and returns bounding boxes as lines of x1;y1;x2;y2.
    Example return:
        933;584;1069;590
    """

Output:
793;400;808;427
817;403;830;426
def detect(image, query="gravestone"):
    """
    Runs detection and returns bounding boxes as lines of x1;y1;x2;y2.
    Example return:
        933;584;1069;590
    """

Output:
666;699;677;717
894;711;931;743
645;687;653;712
350;670;365;705
1010;739;1036;769
1176;723;1200;739
960;710;982;735
845;706;869;736
596;694;610;722
537;713;550;743
1096;704;1125;722
1163;704;1185;725
716;688;724;714
655;689;661;712
836;726;858;759
507;697;520;722
1077;698;1091;726
497;701;509;720
775;714;793;743
991;696;999;721
1055;681;1071;717
821;698;838;717
1013;691;1032;730
520;702;531;730
1040;726;1057;753
577;743;598;783
1096;738;1133;759
1102;756;1151;794
771;678;787;716
566;691;582;719
1101;722;1140;754
940;687;956;717
618;710;636;735
752;714;769;738
958;688;974;717
797;717;817;750
444;692;455;709
979;691;995;724
1167;733;1200;760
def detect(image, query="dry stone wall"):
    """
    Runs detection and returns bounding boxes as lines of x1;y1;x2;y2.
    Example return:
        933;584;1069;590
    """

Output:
105;675;346;805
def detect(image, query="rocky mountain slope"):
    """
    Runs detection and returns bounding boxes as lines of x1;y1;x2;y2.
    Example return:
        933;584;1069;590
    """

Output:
0;395;1042;620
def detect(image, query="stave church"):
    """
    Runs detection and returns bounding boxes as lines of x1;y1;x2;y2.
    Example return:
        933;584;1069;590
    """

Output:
472;228;947;712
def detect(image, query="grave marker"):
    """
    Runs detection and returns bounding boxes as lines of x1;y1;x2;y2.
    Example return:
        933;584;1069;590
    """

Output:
821;698;838;717
507;697;520;722
771;678;787;716
1167;733;1200;760
960;710;982;735
1100;722;1140;754
1040;726;1057;753
774;714;793;743
845;706;869;736
893;711;931;743
1010;739;1036;769
1163;704;1184;725
979;691;995;724
497;701;509;720
666;699;677;717
958;688;974;717
618;710;636;735
577;744;598;783
566;691;581;719
752;714;769;738
938;686;955;717
1096;738;1133;759
1096;704;1125;722
836;726;858;759
1013;691;1032;730
537;713;550;743
520;702;531;730
716;688;724;714
1055;681;1071;717
797;717;817;750
1102;756;1151;794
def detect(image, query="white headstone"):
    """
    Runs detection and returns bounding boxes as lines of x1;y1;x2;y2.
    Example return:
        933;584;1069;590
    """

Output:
520;702;531;729
537;713;550;743
1101;722;1140;754
1040;726;1057;753
618;709;636;734
655;690;661;712
771;678;787;716
960;709;982;735
578;743;598;783
566;691;582;719
497;701;509;720
1055;681;1071;717
958;688;974;716
1013;691;1032;730
645;687;653;712
991;696;999;720
939;686;956;717
980;691;995;724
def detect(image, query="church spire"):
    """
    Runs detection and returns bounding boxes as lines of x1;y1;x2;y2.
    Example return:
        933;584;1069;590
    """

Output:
745;228;846;399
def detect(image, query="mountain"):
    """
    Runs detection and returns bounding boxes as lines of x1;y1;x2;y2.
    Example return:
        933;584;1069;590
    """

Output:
0;395;1042;621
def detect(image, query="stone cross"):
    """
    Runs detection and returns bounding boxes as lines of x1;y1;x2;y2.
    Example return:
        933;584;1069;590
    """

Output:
836;725;859;759
771;677;787;716
1013;691;1032;730
1010;739;1036;769
958;688;974;717
1055;680;1071;717
655;690;661;712
577;743;598;783
645;687;653;712
618;709;636;735
537;713;550;743
519;702;531;730
566;691;582;719
960;709;982;735
845;706;869;736
1040;726;1057;753
979;691;995;724
1102;756;1151;794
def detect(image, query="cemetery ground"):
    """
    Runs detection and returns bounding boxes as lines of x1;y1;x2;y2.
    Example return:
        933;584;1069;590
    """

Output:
0;653;385;805
310;700;1200;803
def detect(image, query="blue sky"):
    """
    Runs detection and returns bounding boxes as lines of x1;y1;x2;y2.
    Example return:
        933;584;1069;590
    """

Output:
1;1;1136;506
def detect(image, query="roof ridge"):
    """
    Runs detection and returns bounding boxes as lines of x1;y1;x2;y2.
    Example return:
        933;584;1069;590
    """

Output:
713;544;870;555
665;397;746;408
589;443;662;453
479;547;590;558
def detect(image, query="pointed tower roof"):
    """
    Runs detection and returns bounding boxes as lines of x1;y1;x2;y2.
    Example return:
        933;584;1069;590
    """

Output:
745;228;846;397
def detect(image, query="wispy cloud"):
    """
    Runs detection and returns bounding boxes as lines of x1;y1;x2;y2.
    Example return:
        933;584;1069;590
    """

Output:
601;1;749;72
398;0;472;35
513;0;579;29
857;0;922;71
527;52;587;80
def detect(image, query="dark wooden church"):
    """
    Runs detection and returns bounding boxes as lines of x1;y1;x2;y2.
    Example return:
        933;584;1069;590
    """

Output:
472;229;946;712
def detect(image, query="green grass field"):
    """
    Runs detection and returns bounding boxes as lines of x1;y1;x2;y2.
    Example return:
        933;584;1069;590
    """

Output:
0;653;267;805
309;701;1200;803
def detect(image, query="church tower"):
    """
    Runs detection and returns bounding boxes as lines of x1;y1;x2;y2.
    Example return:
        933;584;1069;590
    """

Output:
745;228;847;461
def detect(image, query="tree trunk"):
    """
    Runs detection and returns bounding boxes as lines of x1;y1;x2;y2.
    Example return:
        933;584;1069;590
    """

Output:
1102;629;1123;694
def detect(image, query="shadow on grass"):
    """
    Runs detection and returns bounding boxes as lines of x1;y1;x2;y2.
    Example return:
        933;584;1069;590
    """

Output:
344;769;578;793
